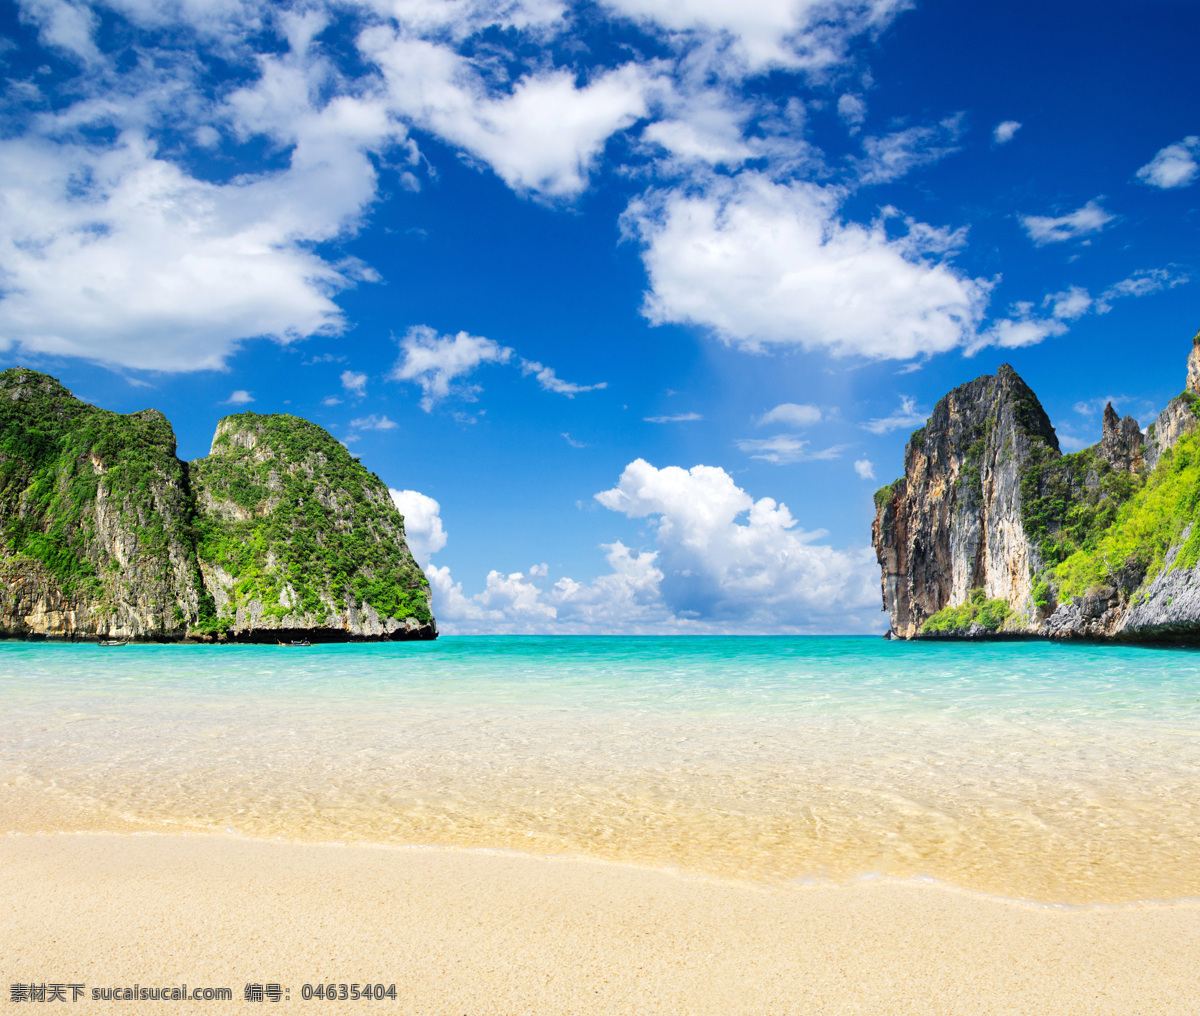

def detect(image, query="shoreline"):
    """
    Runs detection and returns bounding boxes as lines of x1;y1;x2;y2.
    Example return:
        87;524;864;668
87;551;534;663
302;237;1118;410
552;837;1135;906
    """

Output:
4;831;1199;1014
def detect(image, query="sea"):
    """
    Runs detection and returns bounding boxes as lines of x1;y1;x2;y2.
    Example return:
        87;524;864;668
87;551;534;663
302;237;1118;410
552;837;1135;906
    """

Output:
3;635;1200;904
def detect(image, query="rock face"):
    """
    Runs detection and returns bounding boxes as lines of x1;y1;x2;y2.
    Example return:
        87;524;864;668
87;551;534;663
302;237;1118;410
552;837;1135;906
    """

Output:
0;368;435;642
1097;403;1144;474
873;339;1200;642
872;365;1058;638
190;414;436;641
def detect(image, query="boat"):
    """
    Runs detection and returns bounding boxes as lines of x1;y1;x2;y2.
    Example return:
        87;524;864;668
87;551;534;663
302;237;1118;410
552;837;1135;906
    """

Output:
277;639;313;647
98;640;129;647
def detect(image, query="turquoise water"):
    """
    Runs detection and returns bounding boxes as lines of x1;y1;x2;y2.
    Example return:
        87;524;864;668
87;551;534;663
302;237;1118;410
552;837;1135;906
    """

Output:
3;636;1200;901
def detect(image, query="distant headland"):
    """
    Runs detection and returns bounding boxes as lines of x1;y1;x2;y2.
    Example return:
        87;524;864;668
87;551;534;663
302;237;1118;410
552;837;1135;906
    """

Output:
0;368;435;642
874;333;1200;641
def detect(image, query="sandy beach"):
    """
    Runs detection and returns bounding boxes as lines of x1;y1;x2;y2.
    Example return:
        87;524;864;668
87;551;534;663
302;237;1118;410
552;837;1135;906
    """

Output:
3;832;1198;1015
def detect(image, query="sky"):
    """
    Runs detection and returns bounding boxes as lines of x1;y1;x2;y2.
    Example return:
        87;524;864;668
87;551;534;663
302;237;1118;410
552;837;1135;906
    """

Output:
0;0;1196;634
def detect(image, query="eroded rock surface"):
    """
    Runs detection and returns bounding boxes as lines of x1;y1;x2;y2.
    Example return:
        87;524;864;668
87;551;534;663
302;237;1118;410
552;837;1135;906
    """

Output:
873;340;1200;642
0;368;436;642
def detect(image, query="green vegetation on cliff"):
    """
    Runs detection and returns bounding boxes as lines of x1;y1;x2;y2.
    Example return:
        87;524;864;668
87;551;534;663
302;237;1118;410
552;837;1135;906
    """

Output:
921;589;1011;635
0;369;434;639
0;369;202;622
1019;445;1143;566
191;413;432;628
1056;429;1200;598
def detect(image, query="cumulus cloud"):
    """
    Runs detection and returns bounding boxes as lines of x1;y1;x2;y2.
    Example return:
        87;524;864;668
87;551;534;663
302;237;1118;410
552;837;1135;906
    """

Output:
1020;199;1115;245
861;396;925;434
854;458;875;480
640;87;756;168
341;371;368;396
992;120;1021;145
625;172;988;360
390;324;513;410
594;459;877;625
361;31;654;198
971;303;1068;351
1045;285;1092;320
0;131;359;372
1136;137;1199;189
389;487;447;568
411;458;880;633
223;390;254;405
519;360;608;396
756;403;821;427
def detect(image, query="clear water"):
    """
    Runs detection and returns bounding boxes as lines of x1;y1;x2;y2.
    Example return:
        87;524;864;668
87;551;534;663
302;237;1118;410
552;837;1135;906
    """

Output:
3;636;1200;903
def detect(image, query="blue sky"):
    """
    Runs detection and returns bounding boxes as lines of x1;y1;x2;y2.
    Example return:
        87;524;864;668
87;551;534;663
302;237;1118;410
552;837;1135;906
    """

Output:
0;0;1196;633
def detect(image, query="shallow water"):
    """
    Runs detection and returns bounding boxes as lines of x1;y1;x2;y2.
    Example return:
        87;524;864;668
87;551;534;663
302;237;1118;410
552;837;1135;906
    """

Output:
3;636;1200;902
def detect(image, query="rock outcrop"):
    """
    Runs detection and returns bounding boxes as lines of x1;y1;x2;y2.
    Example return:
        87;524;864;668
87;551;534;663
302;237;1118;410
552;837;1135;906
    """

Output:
873;338;1200;641
872;364;1058;638
190;414;435;642
0;368;435;642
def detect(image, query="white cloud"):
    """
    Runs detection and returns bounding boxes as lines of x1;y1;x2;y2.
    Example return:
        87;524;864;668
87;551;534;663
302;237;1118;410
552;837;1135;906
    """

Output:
223;389;254;405
756;402;821;427
602;0;910;75
415;458;881;633
390;324;513;410
389;488;447;568
640;87;756;168
0;131;358;372
562;432;588;448
1046;285;1092;320
968;268;1189;356
1020;199;1115;245
992;120;1021;145
349;414;398;431
594;459;877;626
1136;137;1199;189
520;359;608;396
854;458;875;480
855;115;963;185
735;434;843;464
0;8;406;373
18;0;102;64
1096;267;1189;310
322;396;343;407
645;412;702;423
426;541;668;634
971;304;1068;351
341;370;368;396
837;93;866;131
861;396;925;434
361;31;654;198
624;172;988;360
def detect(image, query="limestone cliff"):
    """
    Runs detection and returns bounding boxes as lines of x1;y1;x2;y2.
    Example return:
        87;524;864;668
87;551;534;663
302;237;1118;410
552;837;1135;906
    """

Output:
872;364;1058;638
190;414;435;641
0;368;435;642
873;338;1200;641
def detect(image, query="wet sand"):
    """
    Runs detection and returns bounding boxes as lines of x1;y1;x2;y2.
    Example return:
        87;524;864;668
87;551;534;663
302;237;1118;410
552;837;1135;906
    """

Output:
3;832;1197;1015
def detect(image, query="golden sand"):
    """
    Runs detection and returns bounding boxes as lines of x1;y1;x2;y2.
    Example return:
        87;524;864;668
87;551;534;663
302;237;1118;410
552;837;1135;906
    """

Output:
3;832;1198;1015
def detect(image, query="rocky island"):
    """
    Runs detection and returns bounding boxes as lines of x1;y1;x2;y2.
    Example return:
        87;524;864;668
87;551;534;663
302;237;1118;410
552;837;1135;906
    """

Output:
0;368;435;642
873;336;1200;641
